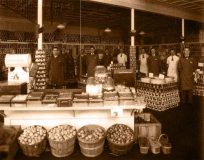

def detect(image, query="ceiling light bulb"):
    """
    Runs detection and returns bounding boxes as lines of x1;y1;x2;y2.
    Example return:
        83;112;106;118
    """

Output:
105;27;111;32
57;23;66;29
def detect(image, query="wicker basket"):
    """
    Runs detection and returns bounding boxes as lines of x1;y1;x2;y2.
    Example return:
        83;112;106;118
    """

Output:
158;134;172;154
149;137;161;154
48;125;77;157
107;124;134;156
77;125;105;157
138;137;149;154
18;125;47;157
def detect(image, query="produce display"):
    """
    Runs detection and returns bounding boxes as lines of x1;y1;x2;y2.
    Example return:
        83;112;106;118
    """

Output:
77;126;105;143
35;50;46;89
107;124;134;144
136;81;179;111
18;126;46;145
48;125;76;141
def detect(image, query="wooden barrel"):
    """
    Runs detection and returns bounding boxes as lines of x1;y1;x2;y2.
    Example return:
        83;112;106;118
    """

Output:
78;125;105;157
48;135;76;157
48;125;77;157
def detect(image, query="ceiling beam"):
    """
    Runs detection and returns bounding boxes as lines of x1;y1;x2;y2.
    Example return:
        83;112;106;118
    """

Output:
83;0;204;23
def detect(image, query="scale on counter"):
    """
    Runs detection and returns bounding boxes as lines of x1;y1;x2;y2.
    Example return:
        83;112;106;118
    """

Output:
1;54;32;94
5;54;31;83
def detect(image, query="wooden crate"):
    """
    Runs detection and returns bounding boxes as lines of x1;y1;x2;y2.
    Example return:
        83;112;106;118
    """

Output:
0;125;21;160
134;113;161;143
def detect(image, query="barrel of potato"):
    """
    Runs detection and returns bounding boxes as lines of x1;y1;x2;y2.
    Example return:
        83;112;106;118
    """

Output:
48;125;77;157
77;124;106;157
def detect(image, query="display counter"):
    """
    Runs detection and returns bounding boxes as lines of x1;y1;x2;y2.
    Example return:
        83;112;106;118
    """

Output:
0;89;145;131
136;81;180;111
2;104;145;131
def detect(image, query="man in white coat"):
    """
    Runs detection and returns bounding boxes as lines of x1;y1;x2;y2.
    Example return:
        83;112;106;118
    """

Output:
166;49;180;82
117;48;127;67
139;48;149;77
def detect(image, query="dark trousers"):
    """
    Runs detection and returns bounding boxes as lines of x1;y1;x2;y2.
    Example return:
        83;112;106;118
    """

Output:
181;90;193;104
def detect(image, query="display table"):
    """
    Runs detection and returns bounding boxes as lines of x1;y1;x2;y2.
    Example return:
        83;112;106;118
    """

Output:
136;81;180;111
2;103;145;131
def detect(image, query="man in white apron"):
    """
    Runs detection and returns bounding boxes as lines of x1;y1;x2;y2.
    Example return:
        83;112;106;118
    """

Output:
139;48;149;77
167;49;179;82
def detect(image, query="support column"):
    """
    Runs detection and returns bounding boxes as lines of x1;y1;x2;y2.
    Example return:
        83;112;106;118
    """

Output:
37;0;43;50
129;8;136;72
182;18;185;44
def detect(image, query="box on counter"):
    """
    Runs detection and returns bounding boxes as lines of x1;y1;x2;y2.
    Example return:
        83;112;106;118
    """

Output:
0;95;15;107
134;113;161;143
57;92;73;107
0;82;27;95
42;93;59;104
26;92;44;107
119;96;134;106
104;91;119;106
11;95;28;107
73;93;89;107
89;97;103;107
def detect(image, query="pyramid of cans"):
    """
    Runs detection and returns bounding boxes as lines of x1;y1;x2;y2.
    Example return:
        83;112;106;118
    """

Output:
136;81;180;111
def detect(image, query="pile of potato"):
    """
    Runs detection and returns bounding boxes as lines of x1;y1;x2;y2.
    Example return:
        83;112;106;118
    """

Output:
18;126;46;145
48;125;76;141
77;127;105;143
107;124;134;144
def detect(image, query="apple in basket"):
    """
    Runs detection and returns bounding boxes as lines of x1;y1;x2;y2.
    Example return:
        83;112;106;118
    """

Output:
18;126;46;145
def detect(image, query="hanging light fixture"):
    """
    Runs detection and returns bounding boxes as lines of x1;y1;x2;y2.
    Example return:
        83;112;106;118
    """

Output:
104;27;112;33
57;23;66;29
139;31;145;35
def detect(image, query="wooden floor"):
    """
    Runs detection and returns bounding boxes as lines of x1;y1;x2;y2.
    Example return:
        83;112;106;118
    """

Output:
6;96;204;160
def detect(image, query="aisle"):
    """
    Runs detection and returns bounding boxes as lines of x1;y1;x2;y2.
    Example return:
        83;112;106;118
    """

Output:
14;97;203;160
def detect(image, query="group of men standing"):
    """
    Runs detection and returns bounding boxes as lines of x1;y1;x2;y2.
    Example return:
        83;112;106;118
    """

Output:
139;46;198;105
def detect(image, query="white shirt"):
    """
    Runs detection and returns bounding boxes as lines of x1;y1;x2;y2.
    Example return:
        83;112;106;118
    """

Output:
139;53;149;75
167;55;179;82
117;53;127;66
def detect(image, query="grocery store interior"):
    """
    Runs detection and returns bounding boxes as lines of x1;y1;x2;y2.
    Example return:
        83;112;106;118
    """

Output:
0;0;203;160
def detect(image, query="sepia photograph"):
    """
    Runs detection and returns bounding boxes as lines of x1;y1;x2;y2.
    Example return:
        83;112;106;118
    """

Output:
0;0;203;159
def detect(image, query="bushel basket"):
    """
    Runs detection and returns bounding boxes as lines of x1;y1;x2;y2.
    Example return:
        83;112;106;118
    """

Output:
77;124;106;157
107;124;134;156
18;125;47;157
48;124;77;157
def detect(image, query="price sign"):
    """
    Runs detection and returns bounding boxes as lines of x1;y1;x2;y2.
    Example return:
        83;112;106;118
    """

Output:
149;73;154;78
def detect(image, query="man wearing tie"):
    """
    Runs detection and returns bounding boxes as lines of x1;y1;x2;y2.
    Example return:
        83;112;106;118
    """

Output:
166;49;180;82
86;46;99;77
178;46;197;105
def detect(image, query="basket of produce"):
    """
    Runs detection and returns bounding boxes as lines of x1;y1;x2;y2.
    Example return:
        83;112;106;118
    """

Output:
77;124;105;157
107;124;134;156
149;137;161;154
18;125;47;157
138;137;149;154
158;134;172;154
48;124;77;157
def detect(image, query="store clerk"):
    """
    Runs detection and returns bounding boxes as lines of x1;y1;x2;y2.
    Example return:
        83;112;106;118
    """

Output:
47;47;65;89
166;49;180;82
139;48;149;77
147;48;161;76
86;46;99;77
178;46;197;105
117;48;127;67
